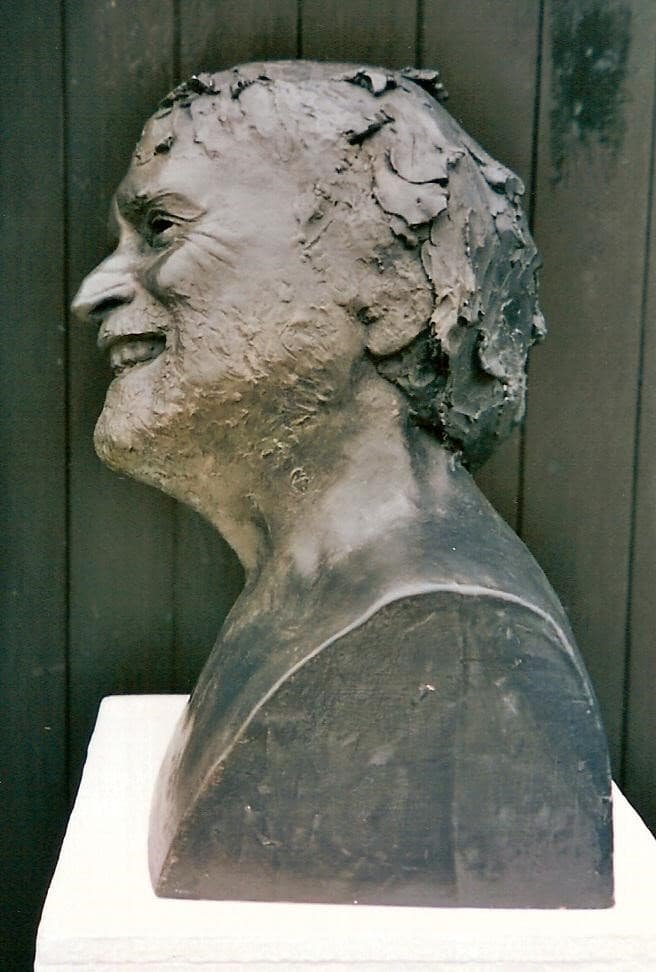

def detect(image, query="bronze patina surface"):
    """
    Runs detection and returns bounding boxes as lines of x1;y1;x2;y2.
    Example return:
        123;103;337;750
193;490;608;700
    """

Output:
72;61;613;908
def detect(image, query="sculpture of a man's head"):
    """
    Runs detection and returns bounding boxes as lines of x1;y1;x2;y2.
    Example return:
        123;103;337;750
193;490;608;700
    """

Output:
73;60;544;514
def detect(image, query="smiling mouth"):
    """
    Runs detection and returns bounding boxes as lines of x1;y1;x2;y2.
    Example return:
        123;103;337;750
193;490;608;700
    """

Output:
107;334;166;376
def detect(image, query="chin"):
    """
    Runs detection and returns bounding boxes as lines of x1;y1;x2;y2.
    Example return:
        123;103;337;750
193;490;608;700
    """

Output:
93;369;211;506
95;415;188;508
93;375;169;485
93;409;153;483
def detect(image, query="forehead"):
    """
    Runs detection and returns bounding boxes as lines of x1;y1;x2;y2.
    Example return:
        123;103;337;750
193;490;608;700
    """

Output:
114;104;275;211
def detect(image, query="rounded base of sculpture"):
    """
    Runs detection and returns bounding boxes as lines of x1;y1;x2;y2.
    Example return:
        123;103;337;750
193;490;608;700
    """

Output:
150;589;613;909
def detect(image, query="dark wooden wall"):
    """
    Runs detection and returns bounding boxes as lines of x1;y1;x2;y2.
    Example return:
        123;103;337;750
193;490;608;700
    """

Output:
1;1;654;967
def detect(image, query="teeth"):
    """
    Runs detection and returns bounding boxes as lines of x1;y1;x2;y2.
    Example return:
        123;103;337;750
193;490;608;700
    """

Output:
109;336;166;375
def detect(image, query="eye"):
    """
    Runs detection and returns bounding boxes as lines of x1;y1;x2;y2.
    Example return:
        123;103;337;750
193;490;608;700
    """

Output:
151;215;173;233
145;210;177;245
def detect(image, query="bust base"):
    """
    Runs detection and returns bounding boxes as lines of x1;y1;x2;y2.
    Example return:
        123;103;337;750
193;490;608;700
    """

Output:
36;695;656;971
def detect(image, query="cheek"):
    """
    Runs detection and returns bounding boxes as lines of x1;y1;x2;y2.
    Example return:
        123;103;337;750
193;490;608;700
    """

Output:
280;312;361;367
275;310;365;409
145;241;224;304
177;321;251;389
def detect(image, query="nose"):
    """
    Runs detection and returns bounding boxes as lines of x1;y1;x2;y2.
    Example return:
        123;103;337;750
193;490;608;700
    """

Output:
71;250;136;326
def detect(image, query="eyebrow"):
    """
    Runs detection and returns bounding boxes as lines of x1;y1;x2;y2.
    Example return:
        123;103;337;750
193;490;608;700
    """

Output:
115;188;205;222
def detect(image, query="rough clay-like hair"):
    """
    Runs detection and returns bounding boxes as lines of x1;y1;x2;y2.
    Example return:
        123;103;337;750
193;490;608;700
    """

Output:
151;61;545;469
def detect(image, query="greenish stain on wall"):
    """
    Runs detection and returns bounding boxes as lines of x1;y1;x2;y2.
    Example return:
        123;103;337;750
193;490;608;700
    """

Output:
550;1;631;181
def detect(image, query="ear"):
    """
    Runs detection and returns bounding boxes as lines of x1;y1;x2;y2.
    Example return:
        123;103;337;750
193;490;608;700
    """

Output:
361;255;433;358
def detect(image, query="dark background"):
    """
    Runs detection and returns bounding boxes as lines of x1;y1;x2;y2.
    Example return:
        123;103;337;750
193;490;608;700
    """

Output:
2;0;655;967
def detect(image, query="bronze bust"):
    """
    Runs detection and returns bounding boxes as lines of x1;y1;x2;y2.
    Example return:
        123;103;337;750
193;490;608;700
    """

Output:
72;61;613;908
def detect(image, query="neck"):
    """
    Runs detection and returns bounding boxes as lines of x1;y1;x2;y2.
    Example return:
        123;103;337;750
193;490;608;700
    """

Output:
172;373;461;588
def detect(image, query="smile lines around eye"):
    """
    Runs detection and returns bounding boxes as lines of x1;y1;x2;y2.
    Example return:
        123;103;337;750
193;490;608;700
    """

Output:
185;230;238;267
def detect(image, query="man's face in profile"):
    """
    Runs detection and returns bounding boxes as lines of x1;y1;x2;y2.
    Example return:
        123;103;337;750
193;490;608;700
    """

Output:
73;103;364;481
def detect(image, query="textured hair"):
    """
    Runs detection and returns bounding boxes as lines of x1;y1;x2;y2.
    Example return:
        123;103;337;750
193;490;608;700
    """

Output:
151;61;545;469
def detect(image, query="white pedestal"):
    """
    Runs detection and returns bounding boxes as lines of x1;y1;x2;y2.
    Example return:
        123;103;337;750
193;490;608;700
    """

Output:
35;695;656;971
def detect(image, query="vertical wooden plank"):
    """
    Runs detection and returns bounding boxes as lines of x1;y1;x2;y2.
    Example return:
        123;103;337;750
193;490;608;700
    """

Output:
301;0;417;66
523;0;655;771
174;2;298;686
180;0;299;75
66;0;176;776
0;3;67;968
422;0;542;529
422;1;539;185
624;52;656;833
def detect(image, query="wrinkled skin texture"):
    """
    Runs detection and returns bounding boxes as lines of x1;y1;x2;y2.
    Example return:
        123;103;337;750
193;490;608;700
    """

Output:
72;62;612;908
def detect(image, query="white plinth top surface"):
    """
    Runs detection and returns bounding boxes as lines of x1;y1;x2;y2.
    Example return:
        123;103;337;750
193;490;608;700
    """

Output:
35;695;656;971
